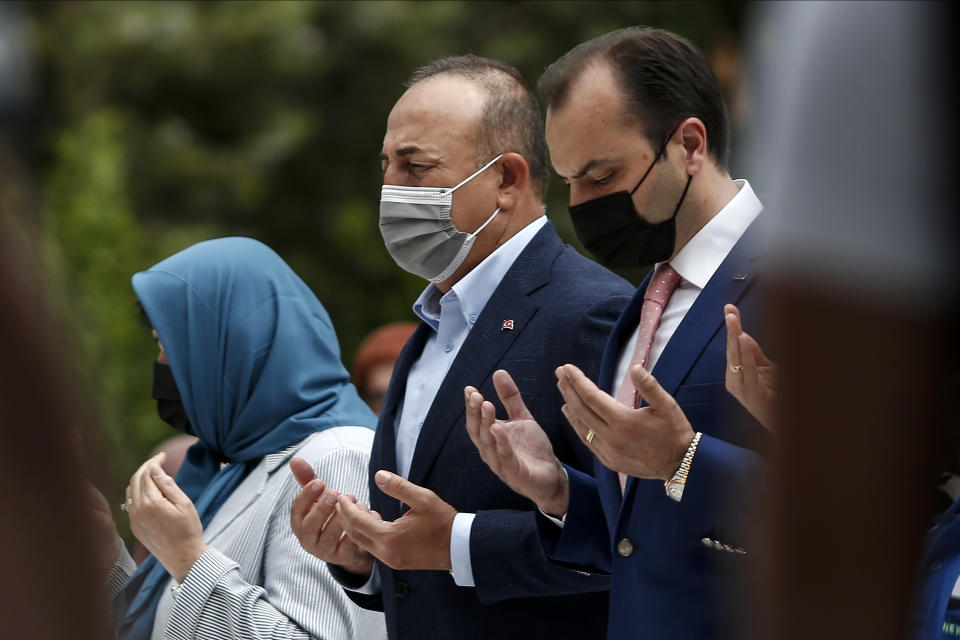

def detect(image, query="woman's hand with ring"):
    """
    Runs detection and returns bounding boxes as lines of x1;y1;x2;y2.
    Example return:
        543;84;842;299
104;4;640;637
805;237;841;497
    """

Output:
126;452;207;582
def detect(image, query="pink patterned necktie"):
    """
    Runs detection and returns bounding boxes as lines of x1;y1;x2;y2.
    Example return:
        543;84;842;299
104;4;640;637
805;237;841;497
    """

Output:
614;263;682;492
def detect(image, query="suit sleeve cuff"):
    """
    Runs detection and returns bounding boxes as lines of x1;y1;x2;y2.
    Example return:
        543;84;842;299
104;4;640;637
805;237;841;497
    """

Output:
538;507;566;528
536;464;569;527
679;433;763;546
103;543;136;622
328;562;381;595
450;512;476;587
165;547;239;638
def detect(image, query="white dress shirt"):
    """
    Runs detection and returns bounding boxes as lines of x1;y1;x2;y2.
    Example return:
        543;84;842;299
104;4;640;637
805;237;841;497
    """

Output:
610;179;762;396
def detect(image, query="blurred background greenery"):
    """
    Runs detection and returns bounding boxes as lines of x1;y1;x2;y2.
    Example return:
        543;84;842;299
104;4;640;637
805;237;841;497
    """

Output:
0;1;749;508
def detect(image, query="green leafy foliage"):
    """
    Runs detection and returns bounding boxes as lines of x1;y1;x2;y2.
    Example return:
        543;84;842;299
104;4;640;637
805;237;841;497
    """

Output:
20;0;746;490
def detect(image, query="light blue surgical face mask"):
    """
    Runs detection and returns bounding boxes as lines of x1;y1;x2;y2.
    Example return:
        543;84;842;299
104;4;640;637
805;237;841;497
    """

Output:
379;154;503;283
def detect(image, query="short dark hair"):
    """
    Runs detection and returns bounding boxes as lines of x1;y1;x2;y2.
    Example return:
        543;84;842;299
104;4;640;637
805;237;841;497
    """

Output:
539;27;730;169
407;55;549;200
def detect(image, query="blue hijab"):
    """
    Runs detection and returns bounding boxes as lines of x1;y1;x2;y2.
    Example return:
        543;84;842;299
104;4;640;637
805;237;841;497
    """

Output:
115;237;376;639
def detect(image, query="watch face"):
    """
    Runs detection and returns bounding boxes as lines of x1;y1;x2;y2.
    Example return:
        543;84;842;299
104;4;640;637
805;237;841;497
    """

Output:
666;481;684;501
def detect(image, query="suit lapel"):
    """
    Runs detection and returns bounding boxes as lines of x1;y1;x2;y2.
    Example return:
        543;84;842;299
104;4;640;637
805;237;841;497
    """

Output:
619;220;766;501
648;221;765;397
203;461;270;543
404;223;561;489
594;275;649;511
202;438;314;542
406;297;539;488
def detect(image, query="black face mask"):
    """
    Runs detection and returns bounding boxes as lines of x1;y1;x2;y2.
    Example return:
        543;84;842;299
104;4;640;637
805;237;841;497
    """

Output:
152;361;194;436
568;125;693;268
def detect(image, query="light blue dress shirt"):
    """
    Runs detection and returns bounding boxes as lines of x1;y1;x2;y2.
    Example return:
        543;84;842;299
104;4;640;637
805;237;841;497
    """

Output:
401;215;547;587
348;215;547;597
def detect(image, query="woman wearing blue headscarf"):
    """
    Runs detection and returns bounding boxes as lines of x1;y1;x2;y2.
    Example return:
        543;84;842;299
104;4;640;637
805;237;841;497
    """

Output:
100;237;385;639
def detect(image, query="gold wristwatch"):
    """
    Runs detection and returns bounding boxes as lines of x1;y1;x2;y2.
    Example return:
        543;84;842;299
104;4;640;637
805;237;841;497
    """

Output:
664;432;702;502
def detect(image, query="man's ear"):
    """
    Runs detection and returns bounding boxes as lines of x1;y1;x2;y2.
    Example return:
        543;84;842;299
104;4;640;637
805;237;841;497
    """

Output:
676;117;708;175
496;152;530;212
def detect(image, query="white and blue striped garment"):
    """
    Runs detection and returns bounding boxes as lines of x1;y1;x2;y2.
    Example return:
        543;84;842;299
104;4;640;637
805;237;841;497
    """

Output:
105;427;386;640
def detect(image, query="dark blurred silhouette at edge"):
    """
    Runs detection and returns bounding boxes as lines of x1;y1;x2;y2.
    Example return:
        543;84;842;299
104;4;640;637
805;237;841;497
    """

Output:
742;2;957;639
0;215;109;638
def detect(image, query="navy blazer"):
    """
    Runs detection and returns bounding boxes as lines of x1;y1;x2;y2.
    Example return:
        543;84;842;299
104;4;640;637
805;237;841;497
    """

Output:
539;219;771;640
348;221;634;639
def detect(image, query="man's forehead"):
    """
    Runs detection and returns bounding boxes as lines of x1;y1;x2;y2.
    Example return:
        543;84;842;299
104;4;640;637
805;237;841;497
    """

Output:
560;71;627;115
391;76;484;127
545;108;617;175
545;80;649;176
382;76;482;155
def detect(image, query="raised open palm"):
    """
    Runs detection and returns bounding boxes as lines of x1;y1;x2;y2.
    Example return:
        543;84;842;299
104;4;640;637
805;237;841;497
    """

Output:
724;304;778;430
465;370;569;516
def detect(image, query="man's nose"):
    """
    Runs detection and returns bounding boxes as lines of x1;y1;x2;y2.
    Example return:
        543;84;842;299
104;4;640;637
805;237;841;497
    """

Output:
567;184;590;208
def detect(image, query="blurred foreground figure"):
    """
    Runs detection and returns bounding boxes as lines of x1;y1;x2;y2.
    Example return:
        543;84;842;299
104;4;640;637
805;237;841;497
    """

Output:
744;2;957;639
352;322;417;414
1;11;111;637
0;218;108;638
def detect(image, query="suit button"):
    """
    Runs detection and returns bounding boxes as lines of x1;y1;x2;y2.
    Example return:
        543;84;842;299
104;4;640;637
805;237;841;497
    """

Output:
394;581;409;599
617;538;634;557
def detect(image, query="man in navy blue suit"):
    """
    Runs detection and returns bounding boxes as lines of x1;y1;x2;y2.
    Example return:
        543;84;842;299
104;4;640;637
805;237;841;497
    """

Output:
466;27;771;639
289;55;634;639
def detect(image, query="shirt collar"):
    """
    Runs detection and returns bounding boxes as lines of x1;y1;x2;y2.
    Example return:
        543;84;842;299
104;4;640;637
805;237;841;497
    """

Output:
666;179;762;289
413;216;547;331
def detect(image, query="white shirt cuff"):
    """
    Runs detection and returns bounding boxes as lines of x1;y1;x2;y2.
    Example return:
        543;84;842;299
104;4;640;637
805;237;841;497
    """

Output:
450;512;476;587
343;564;381;595
538;507;566;529
537;466;568;528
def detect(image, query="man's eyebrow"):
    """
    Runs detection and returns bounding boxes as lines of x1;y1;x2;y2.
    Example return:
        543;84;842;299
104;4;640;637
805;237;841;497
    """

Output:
381;144;425;162
397;144;423;157
569;158;612;180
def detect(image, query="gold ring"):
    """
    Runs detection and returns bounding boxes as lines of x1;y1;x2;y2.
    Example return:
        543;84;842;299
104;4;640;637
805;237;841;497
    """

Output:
585;428;596;444
728;364;743;373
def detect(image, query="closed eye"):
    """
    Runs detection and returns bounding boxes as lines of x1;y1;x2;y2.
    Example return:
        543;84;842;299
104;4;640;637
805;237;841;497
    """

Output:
409;162;435;176
593;171;615;186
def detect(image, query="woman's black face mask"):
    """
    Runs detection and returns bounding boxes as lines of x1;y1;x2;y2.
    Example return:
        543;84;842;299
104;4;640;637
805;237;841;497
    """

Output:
152;361;194;436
